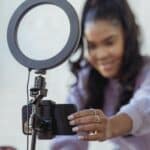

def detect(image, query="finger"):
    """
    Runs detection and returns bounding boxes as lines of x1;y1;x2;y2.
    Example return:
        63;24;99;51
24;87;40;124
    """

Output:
72;123;105;132
69;115;103;126
68;109;102;120
68;109;95;120
79;132;105;141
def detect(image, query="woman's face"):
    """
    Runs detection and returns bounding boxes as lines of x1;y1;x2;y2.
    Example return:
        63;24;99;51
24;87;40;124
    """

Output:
84;19;124;79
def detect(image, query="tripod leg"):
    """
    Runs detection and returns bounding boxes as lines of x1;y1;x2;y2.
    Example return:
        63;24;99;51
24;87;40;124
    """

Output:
31;130;37;150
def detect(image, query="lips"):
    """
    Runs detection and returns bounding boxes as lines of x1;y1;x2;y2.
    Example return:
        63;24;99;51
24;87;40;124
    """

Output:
101;63;113;70
97;60;115;71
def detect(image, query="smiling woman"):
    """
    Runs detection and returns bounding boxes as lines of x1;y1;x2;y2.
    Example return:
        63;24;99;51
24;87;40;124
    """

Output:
1;0;150;149
84;19;124;79
50;0;150;150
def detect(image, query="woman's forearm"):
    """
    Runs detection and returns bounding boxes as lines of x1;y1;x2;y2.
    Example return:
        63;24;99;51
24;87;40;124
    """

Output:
108;113;133;138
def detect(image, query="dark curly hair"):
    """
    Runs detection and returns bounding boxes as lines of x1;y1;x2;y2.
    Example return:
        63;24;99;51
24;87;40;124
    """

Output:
69;0;143;113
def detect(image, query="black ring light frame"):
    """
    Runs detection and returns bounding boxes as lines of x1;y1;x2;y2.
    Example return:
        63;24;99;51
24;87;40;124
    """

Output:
7;0;80;70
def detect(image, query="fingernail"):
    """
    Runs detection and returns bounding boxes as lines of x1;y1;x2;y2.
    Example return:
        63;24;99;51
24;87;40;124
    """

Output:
69;120;75;125
68;115;74;120
72;127;78;132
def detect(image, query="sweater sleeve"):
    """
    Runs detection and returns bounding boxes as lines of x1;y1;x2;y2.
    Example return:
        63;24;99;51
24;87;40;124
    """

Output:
118;68;150;136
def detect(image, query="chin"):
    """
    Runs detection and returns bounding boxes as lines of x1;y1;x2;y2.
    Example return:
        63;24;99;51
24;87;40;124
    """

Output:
98;70;117;79
102;74;115;78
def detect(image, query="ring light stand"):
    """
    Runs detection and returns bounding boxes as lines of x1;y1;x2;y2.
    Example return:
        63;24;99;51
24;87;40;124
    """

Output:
7;0;80;150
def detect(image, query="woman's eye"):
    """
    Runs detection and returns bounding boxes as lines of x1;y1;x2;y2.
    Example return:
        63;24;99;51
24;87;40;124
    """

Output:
87;43;96;50
105;40;114;46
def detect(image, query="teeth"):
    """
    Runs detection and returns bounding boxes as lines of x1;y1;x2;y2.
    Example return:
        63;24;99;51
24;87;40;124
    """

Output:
100;62;113;69
102;64;111;67
98;62;112;66
96;60;115;69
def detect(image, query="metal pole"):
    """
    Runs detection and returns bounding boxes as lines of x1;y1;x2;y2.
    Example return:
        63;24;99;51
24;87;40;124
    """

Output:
31;130;37;150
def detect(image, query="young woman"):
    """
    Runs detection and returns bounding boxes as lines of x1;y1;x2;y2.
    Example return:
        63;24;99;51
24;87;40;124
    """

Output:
51;0;150;149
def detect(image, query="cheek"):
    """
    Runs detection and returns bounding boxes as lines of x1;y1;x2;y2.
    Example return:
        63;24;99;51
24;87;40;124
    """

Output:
85;54;94;66
113;50;123;60
85;54;98;69
112;42;124;60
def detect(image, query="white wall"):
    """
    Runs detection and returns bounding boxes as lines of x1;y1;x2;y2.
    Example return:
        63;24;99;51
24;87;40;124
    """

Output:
0;0;149;150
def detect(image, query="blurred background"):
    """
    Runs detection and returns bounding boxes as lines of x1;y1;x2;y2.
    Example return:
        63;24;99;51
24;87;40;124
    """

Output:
0;0;150;149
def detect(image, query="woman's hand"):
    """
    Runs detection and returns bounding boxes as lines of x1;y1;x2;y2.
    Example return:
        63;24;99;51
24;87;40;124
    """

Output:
68;109;111;141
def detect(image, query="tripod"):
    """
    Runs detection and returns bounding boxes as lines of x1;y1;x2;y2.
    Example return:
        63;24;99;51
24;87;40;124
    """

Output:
23;70;77;150
29;70;48;150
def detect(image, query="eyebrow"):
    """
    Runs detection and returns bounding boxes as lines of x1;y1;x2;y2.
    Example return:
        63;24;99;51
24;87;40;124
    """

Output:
103;34;117;42
86;34;117;45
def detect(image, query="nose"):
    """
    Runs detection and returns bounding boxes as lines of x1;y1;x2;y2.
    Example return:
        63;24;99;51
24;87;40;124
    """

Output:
92;47;110;60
